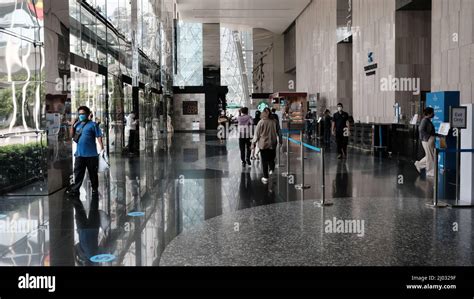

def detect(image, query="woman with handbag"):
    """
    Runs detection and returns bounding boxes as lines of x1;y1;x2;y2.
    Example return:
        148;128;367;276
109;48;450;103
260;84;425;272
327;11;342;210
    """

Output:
252;108;282;184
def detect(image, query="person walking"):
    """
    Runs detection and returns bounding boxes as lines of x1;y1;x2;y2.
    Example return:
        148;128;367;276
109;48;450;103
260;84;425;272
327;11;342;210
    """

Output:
305;110;314;139
71;106;104;196
126;111;138;156
237;107;253;167
251;110;262;160
332;103;350;159
271;108;280;125
323;109;332;146
252;108;282;184
415;107;436;177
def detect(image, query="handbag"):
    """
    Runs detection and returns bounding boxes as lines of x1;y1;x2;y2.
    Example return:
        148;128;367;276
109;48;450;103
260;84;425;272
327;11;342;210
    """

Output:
98;150;110;173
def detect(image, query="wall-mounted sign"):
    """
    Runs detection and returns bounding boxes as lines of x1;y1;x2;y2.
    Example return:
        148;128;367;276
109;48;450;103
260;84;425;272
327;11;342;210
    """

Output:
364;52;377;76
450;106;467;129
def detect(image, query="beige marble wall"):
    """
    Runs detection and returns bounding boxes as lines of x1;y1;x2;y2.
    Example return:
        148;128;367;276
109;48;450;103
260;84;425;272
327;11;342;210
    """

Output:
395;10;431;120
273;34;296;92
431;0;474;104
352;0;396;123
296;0;337;110
337;42;353;114
253;28;274;93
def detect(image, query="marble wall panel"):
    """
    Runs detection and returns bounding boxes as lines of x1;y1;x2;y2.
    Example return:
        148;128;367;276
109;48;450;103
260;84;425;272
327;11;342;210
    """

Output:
172;94;206;131
432;0;474;104
296;0;337;112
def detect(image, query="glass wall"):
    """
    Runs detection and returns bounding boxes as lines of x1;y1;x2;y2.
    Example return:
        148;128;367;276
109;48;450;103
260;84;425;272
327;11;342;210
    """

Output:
221;26;253;106
174;21;203;87
0;0;164;195
0;0;47;194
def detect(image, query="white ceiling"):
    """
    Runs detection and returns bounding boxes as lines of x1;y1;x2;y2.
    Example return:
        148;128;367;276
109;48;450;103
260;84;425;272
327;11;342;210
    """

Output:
176;0;311;34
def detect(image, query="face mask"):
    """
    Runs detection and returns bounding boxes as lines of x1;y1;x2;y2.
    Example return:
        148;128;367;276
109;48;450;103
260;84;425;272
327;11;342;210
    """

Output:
79;115;87;122
337;107;342;112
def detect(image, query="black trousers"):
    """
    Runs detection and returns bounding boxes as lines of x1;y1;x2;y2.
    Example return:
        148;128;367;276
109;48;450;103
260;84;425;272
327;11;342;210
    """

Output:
129;129;137;153
324;128;331;145
239;138;251;162
260;148;276;179
336;131;348;156
72;156;99;193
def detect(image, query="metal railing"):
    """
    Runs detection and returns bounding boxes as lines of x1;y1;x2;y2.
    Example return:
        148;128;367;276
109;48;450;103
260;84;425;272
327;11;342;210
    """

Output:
282;129;332;207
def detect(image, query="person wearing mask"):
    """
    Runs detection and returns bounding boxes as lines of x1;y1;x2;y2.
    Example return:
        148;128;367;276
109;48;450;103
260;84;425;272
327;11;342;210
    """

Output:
252;108;282;184
271;108;280;125
251;110;262;160
126;111;138;156
415;107;436;177
332;103;350;159
237;107;253;167
70;106;104;196
323;109;332;147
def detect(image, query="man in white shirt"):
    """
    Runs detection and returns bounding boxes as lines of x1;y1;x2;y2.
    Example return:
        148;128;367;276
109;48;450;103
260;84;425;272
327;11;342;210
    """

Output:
126;111;138;155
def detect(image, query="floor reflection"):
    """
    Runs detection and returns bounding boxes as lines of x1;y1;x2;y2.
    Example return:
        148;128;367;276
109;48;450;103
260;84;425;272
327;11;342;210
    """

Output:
0;133;436;266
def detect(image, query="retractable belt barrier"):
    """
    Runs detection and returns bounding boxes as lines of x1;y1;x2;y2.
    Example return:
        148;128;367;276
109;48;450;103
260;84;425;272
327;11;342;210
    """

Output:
429;147;474;209
282;130;332;207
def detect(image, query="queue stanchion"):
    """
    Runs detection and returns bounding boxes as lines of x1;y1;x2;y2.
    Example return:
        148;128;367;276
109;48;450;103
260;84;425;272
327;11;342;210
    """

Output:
282;122;294;178
295;130;310;190
426;148;448;208
315;146;332;207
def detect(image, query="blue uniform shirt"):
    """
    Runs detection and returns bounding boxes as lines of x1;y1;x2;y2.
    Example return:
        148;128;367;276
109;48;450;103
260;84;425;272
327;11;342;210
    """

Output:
74;121;103;157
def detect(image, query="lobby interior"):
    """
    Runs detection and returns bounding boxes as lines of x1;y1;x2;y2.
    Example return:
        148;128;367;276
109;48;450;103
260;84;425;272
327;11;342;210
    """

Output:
0;0;474;267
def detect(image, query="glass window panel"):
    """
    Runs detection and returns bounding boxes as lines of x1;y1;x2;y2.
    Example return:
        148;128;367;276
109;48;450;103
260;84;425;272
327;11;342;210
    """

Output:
174;21;203;87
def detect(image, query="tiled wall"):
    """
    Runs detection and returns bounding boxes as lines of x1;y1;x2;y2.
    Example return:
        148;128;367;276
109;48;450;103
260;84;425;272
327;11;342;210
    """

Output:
431;0;474;104
296;0;337;111
172;94;206;131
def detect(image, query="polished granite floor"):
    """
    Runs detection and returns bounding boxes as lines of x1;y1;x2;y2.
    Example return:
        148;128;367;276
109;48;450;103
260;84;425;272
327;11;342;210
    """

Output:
0;132;471;266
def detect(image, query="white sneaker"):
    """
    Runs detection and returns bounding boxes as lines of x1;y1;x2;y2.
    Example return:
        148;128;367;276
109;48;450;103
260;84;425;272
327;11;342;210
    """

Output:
261;177;268;184
269;170;273;175
414;161;421;173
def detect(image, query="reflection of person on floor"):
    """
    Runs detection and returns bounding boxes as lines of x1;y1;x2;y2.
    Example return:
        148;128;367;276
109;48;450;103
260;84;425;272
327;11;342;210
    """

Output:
332;103;350;159
72;193;100;265
252;108;282;185
414;107;436;177
71;106;104;196
332;161;350;198
239;172;253;209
